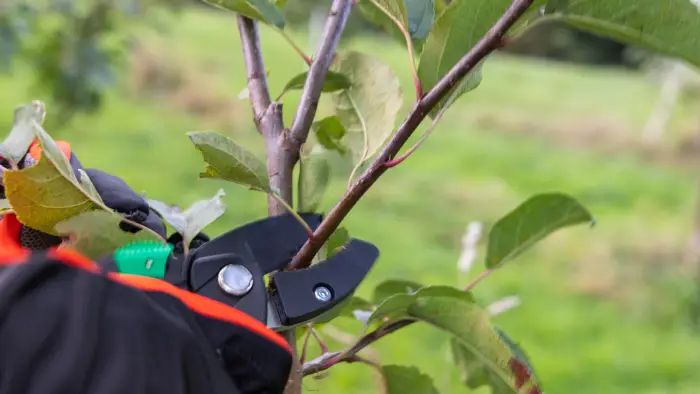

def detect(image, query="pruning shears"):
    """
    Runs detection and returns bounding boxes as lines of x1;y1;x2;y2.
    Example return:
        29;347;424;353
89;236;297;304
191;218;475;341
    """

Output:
115;213;379;331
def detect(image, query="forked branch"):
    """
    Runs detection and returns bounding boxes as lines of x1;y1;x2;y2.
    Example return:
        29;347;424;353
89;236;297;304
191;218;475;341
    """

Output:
289;0;536;269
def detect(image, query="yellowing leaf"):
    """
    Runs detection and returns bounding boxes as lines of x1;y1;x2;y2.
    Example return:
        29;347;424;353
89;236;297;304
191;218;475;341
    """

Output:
3;121;109;234
188;131;270;192
55;210;163;259
331;51;403;167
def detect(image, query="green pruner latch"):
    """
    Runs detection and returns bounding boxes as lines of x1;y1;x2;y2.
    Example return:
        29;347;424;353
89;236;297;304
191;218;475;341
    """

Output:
113;241;174;279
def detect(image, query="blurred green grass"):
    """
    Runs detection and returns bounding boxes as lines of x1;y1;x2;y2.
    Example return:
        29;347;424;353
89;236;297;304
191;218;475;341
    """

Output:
4;9;700;393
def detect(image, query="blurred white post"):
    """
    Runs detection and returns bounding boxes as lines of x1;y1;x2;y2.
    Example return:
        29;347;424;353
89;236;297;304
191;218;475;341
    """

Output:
642;61;687;144
457;221;482;276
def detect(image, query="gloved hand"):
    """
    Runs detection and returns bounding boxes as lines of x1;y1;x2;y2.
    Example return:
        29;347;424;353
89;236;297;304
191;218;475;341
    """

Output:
0;140;293;394
0;140;168;250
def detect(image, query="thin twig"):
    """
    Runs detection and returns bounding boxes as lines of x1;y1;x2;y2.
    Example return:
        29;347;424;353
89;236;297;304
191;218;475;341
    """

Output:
384;78;463;167
303;319;414;376
299;325;314;364
465;269;493;291
287;0;353;156
289;0;535;269
368;0;422;99
275;27;313;66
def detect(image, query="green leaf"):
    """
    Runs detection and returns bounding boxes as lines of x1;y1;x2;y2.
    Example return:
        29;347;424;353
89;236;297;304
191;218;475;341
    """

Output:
312;116;347;154
366;285;474;329
203;0;286;29
280;71;352;98
405;0;435;39
149;190;227;245
485;192;594;269
331;51;403;167
451;329;543;393
298;149;330;212
3;121;108;235
313;295;374;325
381;365;439;394
359;0;435;43
182;188;227;246
147;200;187;233
542;0;700;68
418;0;529;115
373;279;423;304
77;169;105;205
408;296;518;392
55;210;164;259
188;131;270;192
1;101;45;165
326;226;350;255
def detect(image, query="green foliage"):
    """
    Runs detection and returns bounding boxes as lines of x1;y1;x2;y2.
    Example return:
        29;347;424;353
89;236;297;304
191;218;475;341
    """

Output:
298;148;331;212
381;365;439;394
485;192;595;269
541;0;700;68
204;0;285;28
331;51;403;169
311;116;347;154
280;71;352;99
148;189;228;247
6;0;700;392
55;210;164;259
3;103;110;234
188;130;271;192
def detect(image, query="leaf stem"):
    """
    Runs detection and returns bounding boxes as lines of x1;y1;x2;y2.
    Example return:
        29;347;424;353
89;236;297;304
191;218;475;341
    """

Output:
368;0;422;99
384;81;461;167
274;27;313;66
465;269;493;291
270;191;314;238
289;0;536;269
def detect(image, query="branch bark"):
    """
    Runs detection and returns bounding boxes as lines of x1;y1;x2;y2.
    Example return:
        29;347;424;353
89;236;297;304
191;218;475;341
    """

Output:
287;0;353;157
237;14;300;394
289;0;535;269
303;320;414;376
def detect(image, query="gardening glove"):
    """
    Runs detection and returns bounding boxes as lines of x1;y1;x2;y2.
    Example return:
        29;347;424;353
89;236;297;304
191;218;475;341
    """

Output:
0;139;172;250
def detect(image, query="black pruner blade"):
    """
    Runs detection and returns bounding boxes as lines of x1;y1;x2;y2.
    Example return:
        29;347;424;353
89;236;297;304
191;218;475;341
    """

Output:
186;212;323;291
266;238;379;329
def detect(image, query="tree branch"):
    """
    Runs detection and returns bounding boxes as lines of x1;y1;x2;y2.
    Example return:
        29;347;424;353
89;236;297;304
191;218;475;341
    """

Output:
289;0;535;269
237;15;292;212
237;14;300;394
287;0;353;155
303;319;414;376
